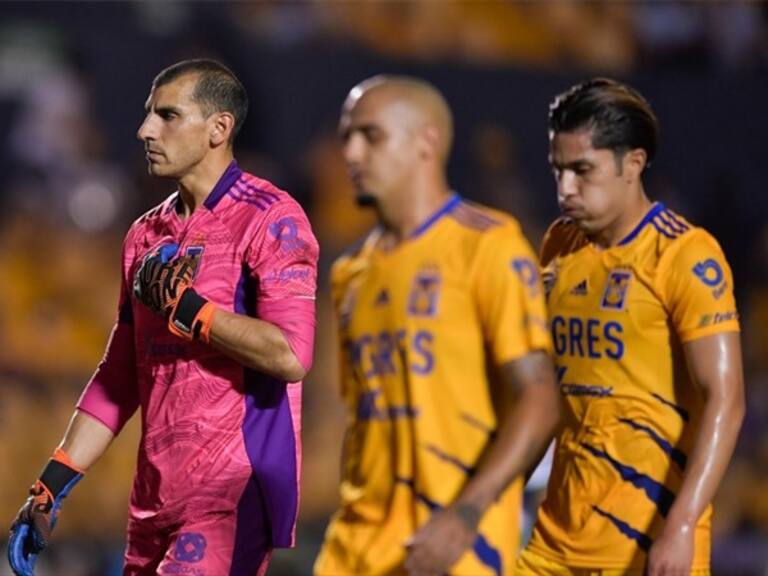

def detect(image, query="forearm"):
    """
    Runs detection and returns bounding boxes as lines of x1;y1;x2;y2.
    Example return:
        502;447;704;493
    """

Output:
208;308;306;382
59;410;116;471
453;352;560;514
665;389;744;530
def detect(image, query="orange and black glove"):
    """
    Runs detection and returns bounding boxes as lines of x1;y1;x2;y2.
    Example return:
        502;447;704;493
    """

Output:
133;245;217;342
8;448;84;576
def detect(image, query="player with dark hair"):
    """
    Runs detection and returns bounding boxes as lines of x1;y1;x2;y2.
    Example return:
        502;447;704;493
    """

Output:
517;78;745;576
314;75;560;576
8;58;318;576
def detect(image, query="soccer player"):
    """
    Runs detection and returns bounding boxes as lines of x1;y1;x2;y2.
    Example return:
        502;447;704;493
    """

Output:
313;75;560;576
517;78;745;576
8;59;318;576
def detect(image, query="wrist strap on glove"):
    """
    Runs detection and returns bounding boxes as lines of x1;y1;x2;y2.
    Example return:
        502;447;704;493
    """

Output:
39;448;84;500
168;288;217;343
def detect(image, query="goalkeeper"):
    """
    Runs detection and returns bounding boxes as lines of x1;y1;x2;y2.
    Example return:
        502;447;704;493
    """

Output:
8;59;318;576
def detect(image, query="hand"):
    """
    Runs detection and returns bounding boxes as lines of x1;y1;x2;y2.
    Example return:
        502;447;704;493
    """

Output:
404;503;480;576
133;248;216;342
646;521;695;576
133;248;197;317
8;451;83;576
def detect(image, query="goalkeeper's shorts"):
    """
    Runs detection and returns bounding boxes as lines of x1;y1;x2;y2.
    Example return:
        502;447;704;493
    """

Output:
123;509;272;576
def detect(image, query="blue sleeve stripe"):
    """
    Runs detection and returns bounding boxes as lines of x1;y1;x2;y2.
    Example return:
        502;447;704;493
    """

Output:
651;216;679;239
618;418;687;470
424;444;476;476
396;476;440;510
592;505;653;552
651;393;690;422
459;411;497;439
662;209;690;232
657;211;688;234
473;534;503;576
650;218;676;239
581;443;675;516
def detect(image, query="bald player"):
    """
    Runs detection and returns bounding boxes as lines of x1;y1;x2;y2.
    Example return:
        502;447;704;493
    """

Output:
313;75;560;576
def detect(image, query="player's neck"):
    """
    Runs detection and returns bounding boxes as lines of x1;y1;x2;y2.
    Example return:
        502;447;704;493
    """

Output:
176;152;235;218
379;182;452;246
592;192;653;249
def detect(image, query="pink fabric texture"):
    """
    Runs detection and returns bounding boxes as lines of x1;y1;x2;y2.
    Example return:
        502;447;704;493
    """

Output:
77;162;318;555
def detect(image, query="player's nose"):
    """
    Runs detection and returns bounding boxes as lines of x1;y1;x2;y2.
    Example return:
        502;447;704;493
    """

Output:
342;133;365;165
557;171;578;198
137;115;156;142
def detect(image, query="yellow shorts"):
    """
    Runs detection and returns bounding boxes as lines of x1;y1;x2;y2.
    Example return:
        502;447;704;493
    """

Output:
515;548;711;576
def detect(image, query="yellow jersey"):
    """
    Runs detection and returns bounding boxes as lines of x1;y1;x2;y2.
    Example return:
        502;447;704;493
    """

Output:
315;195;551;575
525;202;740;570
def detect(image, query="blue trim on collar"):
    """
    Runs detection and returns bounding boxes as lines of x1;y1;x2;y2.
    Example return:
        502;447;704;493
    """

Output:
204;160;242;210
410;194;462;239
618;202;665;246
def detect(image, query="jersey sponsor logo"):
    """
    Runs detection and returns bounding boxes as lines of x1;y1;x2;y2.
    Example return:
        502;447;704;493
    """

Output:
561;383;614;397
262;266;311;284
693;258;723;287
356;389;419;422
147;339;187;357
408;264;441;317
346;329;435;378
173;532;206;563
511;257;541;298
551;315;625;360
269;217;307;253
601;269;632;311
698;310;738;327
693;258;728;299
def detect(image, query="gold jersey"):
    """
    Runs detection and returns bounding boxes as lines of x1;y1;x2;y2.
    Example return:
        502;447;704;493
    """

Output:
315;195;551;575
525;202;740;570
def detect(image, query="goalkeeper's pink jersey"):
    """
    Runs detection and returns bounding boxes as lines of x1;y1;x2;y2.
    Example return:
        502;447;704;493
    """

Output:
77;161;318;549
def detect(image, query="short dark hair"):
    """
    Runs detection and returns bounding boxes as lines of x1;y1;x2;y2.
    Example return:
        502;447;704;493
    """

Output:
153;59;248;143
549;78;659;169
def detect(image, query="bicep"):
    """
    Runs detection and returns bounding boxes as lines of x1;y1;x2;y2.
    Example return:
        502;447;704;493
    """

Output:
493;350;558;408
683;331;744;401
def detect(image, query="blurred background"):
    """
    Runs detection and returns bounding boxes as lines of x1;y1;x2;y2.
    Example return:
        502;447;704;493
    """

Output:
0;1;766;575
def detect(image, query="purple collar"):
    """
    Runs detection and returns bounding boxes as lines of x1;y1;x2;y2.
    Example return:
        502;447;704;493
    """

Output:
203;159;243;210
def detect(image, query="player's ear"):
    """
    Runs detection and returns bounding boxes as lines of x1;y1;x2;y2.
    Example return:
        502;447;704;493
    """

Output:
623;148;647;181
210;112;235;147
418;125;440;160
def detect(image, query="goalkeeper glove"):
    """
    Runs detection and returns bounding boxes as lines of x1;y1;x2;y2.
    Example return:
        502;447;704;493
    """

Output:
133;245;217;342
8;448;84;576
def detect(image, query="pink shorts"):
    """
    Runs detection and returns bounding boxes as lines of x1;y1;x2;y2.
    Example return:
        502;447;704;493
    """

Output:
123;512;272;576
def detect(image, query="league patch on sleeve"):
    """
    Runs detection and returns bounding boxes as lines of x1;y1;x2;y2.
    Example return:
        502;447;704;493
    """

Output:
692;258;728;299
511;257;540;298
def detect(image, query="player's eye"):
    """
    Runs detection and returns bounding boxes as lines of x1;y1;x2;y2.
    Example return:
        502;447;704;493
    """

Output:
573;163;592;176
363;127;383;144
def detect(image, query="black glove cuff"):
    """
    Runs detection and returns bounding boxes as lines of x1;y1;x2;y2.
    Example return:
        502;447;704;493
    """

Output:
39;459;80;499
171;288;208;339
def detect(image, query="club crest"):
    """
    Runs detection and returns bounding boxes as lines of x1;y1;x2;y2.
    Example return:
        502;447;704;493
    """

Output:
408;264;441;317
601;269;632;311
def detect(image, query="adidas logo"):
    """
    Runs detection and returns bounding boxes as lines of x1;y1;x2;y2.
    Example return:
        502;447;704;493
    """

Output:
374;289;390;306
569;280;588;296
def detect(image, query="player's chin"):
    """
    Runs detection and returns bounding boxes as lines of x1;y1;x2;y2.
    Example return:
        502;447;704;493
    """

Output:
147;163;175;178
